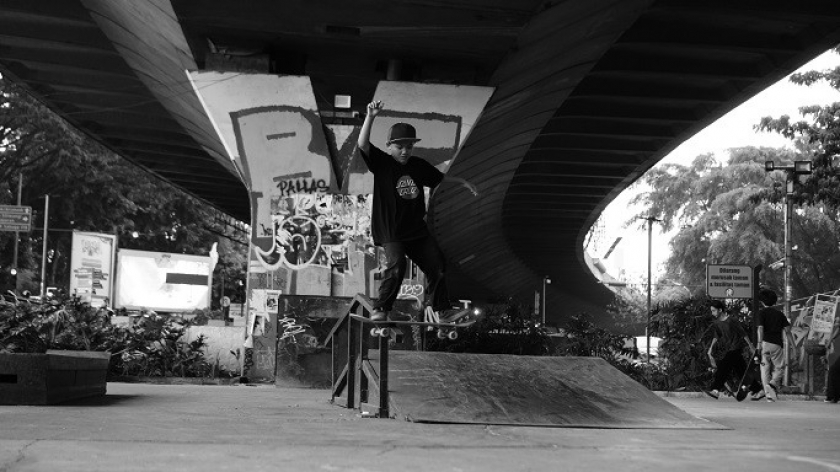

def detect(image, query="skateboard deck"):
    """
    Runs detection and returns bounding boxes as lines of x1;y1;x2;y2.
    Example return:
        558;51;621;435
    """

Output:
350;314;476;340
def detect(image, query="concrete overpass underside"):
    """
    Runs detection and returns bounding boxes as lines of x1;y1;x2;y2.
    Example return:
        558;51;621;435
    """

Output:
1;0;839;324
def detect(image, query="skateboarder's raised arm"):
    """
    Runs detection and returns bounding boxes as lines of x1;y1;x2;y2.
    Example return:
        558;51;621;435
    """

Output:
358;100;383;155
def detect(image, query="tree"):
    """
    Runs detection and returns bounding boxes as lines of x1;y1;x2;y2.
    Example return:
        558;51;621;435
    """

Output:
756;46;840;210
628;146;840;300
605;282;648;334
1;74;247;301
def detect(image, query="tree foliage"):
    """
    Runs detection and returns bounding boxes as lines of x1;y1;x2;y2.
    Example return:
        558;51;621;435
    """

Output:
605;283;648;334
755;46;840;211
1;75;247;304
628;48;840;300
630;148;801;295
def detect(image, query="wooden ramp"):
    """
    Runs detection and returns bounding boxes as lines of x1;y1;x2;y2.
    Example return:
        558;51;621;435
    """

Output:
374;351;723;429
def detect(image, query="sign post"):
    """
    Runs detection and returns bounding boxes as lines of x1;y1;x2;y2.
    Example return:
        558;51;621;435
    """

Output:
0;205;32;232
706;264;754;299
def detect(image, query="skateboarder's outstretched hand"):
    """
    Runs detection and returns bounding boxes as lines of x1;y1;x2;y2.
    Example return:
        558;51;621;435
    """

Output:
367;100;384;117
464;180;479;196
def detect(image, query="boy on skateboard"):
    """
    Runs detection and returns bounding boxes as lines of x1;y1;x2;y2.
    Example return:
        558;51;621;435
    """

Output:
704;299;761;400
357;100;477;322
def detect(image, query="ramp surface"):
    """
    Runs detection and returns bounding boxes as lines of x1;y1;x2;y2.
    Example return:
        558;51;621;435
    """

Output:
379;352;723;429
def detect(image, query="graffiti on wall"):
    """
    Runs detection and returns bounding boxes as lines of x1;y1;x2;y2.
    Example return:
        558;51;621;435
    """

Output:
231;103;464;299
231;105;335;256
231;105;375;277
278;313;318;349
254;193;373;272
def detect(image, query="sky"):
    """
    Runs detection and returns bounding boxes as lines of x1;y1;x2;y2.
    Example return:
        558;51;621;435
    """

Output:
595;48;840;284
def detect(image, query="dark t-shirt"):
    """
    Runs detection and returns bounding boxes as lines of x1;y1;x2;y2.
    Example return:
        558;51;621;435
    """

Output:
712;317;747;359
757;307;789;346
360;144;444;245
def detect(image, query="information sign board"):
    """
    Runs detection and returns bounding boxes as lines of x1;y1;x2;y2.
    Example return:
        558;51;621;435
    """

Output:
707;264;753;299
0;205;32;232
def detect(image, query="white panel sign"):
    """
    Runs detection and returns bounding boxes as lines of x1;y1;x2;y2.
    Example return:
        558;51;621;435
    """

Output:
115;249;212;312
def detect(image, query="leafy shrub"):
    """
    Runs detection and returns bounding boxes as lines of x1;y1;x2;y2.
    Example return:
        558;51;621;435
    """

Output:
551;313;670;388
610;359;671;391
553;313;630;359
186;307;226;326
425;298;552;355
109;311;212;378
0;296;121;353
648;296;753;391
0;295;214;378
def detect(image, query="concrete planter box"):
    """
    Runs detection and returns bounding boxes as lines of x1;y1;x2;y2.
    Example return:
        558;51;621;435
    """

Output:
0;350;111;405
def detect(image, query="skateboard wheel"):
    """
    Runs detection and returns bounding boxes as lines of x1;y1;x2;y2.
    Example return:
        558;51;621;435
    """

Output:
380;327;391;337
370;328;378;337
436;329;446;339
447;330;458;340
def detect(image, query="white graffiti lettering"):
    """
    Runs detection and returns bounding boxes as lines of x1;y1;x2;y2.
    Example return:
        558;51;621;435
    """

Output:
399;283;423;298
279;315;311;343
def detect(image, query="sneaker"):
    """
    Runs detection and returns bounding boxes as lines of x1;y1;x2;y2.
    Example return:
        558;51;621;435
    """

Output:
766;396;776;402
750;391;766;401
824;398;838;404
370;310;387;322
704;389;720;400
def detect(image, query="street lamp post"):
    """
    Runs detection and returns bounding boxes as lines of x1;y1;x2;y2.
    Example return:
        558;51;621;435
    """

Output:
643;216;661;361
764;159;812;384
541;276;551;326
11;174;22;278
39;194;50;298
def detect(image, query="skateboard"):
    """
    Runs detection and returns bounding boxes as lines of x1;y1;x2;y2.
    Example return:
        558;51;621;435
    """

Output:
734;352;761;402
349;314;476;340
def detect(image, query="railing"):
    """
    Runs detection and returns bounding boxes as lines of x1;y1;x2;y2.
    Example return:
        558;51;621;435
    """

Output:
326;294;391;418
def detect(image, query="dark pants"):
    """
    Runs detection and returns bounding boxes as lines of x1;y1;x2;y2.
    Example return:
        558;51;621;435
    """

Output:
827;357;840;401
374;236;450;313
712;350;762;393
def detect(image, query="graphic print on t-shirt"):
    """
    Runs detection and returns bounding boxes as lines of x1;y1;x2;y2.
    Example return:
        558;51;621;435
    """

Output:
396;175;419;200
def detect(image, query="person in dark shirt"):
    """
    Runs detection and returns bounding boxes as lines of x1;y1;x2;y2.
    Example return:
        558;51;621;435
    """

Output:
704;299;758;400
357;100;477;322
757;288;795;402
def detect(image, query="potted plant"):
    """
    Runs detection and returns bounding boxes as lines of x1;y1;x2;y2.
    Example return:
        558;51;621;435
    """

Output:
0;293;114;405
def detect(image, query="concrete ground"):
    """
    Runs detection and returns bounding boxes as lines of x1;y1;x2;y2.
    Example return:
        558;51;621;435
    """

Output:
0;383;838;472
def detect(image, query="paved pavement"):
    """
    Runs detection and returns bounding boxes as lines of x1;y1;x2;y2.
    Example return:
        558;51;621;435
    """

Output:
0;382;838;472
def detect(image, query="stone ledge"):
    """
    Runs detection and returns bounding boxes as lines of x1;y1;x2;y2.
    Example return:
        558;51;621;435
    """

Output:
0;350;110;405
